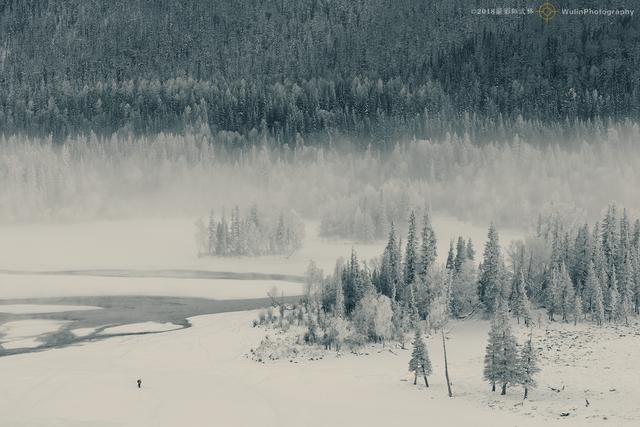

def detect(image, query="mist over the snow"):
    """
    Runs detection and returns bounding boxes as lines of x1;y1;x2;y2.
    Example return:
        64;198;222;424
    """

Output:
2;123;640;230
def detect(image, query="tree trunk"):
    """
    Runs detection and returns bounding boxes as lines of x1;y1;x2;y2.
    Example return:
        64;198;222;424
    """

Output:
441;329;453;397
422;366;429;388
491;382;496;392
524;386;528;400
501;383;507;395
413;372;417;385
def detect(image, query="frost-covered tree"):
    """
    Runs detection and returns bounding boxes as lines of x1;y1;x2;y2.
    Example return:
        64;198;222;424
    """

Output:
592;275;605;326
418;214;437;283
620;254;634;325
606;271;619;322
324;316;349;351
380;222;402;299
511;270;531;325
450;260;479;317
207;210;217;255
334;280;345;319
409;328;432;387
454;236;467;273
466;238;476;261
446;240;455;271
573;293;583;325
478;223;503;313
404;211;418;287
518;335;540;400
545;267;561;321
559;264;575;322
373;295;393;345
484;298;519;394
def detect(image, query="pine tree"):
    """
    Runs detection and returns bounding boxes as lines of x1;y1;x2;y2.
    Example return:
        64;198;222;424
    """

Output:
418;214;437;283
409;328;432;387
478;223;502;313
518;335;540;400
484;297;519;394
466;238;475;261
404;211;418;287
381;222;401;299
620;253;634;325
446;240;455;271
334;280;345;318
571;223;591;293
511;270;531;325
573;293;583;325
559;263;575;322
606;271;619;322
593;278;605;326
454;236;466;273
545;267;560;321
207;210;217;255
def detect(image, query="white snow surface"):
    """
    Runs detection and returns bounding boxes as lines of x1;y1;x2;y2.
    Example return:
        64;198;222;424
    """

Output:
0;275;302;301
99;322;183;335
0;217;523;274
0;310;637;426
0;304;101;314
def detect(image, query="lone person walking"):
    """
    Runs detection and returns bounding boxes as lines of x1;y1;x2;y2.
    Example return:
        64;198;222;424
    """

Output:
137;379;142;389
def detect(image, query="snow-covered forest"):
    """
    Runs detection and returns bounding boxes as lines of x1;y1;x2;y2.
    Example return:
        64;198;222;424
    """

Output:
2;1;640;425
256;204;640;399
195;206;304;257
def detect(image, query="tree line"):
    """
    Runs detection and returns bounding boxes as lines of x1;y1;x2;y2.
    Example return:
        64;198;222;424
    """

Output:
196;205;304;257
259;203;640;397
1;0;638;142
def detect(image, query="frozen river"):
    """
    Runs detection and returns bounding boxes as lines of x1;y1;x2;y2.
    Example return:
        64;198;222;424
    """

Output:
0;294;299;356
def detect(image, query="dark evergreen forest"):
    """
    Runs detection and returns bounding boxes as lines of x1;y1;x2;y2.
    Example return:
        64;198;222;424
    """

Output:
0;0;638;144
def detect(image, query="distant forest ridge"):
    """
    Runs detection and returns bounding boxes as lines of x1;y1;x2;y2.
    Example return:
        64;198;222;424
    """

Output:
0;0;638;142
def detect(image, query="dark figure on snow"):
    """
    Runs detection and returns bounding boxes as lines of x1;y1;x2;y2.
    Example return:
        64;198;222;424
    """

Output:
137;379;142;389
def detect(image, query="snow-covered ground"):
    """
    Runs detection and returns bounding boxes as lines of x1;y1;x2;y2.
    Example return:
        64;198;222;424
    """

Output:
0;216;523;275
0;309;637;426
0;274;302;301
0;304;101;314
0;215;522;301
99;322;183;335
0;216;542;426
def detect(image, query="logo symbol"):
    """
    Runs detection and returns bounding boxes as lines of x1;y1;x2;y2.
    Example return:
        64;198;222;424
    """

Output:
536;2;559;23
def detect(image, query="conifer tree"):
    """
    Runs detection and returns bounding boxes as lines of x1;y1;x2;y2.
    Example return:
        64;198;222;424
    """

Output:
593;278;605;326
606;271;619;322
559;264;575;322
454;236;466;273
334;280;345;318
518;335;540;400
404;211;418;287
571;223;591;293
573;293;583;325
484;297;519;394
478;223;502;313
511;270;531;325
466;238;475;261
207;210;217;255
545;267;561;321
620;254;634;325
418;214;437;283
381;222;401;299
409;328;432;387
446;240;455;271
